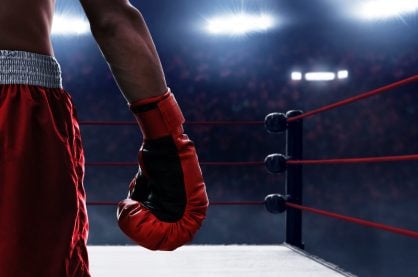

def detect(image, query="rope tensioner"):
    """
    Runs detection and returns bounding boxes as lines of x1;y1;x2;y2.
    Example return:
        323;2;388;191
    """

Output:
265;154;287;173
264;112;288;134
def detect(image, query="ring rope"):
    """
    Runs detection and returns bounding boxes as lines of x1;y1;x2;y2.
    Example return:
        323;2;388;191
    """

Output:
287;74;418;122
86;200;418;239
79;120;264;126
86;154;418;168
86;161;264;167
186;121;264;126
286;202;418;239
287;153;418;165
87;201;265;206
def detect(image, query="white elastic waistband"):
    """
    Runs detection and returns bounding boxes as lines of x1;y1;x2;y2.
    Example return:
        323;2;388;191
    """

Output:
0;50;62;88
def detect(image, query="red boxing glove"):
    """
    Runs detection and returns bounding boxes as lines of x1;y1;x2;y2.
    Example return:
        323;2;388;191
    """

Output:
117;90;209;251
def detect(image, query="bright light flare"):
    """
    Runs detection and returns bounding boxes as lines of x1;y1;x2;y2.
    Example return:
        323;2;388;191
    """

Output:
291;72;303;81
206;13;276;35
305;72;336;82
358;0;418;20
337;70;349;79
52;14;90;36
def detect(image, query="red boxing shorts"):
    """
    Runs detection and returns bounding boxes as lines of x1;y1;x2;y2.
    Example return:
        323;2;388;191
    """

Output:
0;51;90;276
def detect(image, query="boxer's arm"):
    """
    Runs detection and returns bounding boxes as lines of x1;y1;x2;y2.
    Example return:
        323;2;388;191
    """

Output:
79;0;167;102
80;0;209;250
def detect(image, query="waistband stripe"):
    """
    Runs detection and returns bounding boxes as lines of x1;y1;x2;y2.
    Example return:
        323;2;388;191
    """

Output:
0;50;62;88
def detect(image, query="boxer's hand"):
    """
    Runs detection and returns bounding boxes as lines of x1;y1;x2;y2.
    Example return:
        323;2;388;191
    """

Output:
117;91;209;251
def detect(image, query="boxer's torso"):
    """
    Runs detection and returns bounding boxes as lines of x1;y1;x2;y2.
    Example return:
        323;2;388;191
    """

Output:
0;0;55;55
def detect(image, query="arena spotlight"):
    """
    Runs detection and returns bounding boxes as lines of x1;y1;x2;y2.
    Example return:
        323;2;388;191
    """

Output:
206;13;276;35
305;72;336;82
52;14;90;36
338;70;349;79
358;0;418;20
291;72;303;81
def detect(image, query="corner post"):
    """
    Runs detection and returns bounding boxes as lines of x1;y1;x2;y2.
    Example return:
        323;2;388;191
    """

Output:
285;110;304;249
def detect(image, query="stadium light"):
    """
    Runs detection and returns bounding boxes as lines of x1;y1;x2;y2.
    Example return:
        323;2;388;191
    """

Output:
52;14;90;36
305;72;336;82
358;0;418;20
206;13;276;35
337;70;349;79
291;72;303;81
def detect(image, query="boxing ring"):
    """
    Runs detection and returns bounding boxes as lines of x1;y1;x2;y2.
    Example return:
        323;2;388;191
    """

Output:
88;245;352;276
81;74;418;276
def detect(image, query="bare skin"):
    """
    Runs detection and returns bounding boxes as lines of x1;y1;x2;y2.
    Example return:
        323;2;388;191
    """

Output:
0;0;167;102
79;0;168;102
0;0;55;55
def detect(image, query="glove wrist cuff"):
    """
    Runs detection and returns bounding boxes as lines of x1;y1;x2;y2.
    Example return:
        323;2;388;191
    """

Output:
130;89;185;140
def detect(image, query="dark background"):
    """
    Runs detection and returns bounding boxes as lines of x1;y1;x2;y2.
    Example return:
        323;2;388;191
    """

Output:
54;1;418;276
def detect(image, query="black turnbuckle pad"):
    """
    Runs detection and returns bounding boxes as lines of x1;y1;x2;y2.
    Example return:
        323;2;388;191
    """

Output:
265;154;287;174
264;113;287;134
264;194;288;214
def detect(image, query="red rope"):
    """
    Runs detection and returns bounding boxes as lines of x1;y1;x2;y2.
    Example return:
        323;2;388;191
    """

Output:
86;161;264;167
87;200;418;239
79;121;264;126
286;202;418;239
87;202;117;206
210;201;265;206
287;154;418;165
86;154;418;168
200;161;264;166
87;201;264;206
87;162;137;167
287;74;418;122
79;121;137;126
186;121;264;126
